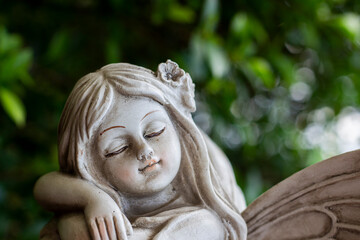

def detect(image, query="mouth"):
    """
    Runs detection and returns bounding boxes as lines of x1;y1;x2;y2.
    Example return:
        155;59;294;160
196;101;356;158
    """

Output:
138;159;161;172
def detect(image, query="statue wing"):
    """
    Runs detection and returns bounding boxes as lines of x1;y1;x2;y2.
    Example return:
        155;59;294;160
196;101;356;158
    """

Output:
242;150;360;240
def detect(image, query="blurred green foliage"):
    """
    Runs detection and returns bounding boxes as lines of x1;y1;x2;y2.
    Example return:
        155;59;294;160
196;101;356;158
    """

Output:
1;0;360;239
0;27;32;127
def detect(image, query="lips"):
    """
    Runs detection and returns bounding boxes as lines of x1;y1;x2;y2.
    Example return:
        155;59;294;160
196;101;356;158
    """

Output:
138;159;161;172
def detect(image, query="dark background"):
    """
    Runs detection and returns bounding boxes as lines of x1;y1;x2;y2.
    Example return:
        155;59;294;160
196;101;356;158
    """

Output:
1;0;360;239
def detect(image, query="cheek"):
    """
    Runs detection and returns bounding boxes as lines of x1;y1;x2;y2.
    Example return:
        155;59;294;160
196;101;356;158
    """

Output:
117;167;132;180
157;133;181;168
104;160;139;185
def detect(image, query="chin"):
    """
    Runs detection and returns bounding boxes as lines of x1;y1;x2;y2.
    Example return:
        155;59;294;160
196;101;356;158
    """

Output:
143;175;174;194
145;180;170;193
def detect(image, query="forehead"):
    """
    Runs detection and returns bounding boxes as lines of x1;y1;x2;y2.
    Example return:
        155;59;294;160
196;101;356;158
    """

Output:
101;95;166;127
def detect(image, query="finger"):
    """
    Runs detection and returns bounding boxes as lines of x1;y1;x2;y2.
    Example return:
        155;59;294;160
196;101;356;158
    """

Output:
96;217;110;240
89;219;101;240
104;216;116;240
122;214;133;236
114;215;128;240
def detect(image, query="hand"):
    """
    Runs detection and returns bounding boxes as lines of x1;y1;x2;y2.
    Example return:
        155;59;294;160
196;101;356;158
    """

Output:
84;193;133;240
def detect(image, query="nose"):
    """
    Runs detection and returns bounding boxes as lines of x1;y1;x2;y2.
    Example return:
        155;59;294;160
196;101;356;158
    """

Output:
136;141;154;161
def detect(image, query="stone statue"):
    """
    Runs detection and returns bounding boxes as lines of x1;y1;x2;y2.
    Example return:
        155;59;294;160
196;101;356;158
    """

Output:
34;60;360;240
34;60;247;240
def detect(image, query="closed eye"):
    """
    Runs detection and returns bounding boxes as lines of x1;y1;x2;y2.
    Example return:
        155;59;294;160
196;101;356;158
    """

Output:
105;146;128;158
144;127;165;139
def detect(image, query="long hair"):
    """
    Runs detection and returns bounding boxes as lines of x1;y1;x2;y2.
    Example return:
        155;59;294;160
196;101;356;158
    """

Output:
58;62;247;239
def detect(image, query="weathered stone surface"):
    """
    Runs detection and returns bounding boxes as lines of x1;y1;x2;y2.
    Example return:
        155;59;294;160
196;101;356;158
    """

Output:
243;150;360;240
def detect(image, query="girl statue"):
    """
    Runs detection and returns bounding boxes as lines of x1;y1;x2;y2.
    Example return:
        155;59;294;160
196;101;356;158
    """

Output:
34;60;247;240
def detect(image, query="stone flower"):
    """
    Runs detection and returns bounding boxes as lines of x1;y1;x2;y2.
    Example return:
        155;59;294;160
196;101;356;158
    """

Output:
157;60;186;87
157;60;196;113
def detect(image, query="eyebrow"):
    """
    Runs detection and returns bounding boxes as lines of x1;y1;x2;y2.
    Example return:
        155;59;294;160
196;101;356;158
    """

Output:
100;126;126;136
141;110;159;121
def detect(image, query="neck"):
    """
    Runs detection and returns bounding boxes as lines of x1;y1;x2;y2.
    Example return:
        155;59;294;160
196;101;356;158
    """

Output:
121;184;177;218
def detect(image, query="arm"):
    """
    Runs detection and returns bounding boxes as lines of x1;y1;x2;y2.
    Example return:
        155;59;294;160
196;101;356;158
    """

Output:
34;171;133;240
34;171;107;212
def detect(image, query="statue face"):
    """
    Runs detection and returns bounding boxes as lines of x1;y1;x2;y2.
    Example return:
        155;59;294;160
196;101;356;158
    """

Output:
96;95;181;196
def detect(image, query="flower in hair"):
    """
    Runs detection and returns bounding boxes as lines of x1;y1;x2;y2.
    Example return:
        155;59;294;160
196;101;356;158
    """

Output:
157;60;186;87
157;60;196;113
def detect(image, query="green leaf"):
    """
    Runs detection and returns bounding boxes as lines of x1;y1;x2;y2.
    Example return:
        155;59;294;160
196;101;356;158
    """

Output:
202;0;218;21
300;22;319;48
13;48;32;69
0;48;33;84
316;2;331;22
332;13;360;43
168;3;195;23
246;58;275;88
269;52;295;86
18;71;34;86
0;27;22;54
230;13;268;44
206;78;223;94
230;13;248;37
46;30;69;61
206;42;230;78
201;0;219;33
0;88;26;127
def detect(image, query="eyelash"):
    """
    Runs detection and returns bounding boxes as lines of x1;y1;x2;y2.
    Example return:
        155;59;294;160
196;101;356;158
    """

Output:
105;146;128;158
104;127;166;158
144;127;165;139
